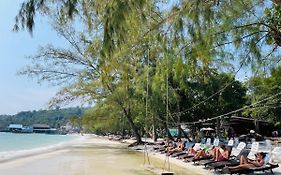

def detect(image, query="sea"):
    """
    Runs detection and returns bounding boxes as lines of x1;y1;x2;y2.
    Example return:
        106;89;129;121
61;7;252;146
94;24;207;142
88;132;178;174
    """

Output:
0;133;199;175
0;132;77;161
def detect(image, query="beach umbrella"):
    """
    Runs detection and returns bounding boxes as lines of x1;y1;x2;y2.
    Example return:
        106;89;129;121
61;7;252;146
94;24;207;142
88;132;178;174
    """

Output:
200;127;214;131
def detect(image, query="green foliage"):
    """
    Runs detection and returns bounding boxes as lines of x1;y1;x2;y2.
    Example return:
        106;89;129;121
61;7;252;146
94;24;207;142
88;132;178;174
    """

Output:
264;3;281;46
0;107;86;129
244;65;281;126
13;0;281;138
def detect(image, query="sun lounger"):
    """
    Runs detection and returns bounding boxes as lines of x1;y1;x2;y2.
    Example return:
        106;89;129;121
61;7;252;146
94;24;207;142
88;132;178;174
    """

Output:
191;155;213;164
204;142;246;168
206;142;248;169
227;163;279;174
179;143;201;160
246;142;259;160
226;153;279;174
188;138;221;164
200;138;235;165
170;142;194;157
270;146;281;164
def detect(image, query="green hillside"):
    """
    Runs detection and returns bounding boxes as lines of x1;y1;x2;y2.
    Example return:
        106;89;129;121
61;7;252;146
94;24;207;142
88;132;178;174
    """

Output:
0;107;86;129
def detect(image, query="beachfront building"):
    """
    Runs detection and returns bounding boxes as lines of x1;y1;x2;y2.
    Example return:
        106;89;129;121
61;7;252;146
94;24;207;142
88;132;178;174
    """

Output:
8;124;23;132
185;116;274;141
22;126;33;133
33;124;52;133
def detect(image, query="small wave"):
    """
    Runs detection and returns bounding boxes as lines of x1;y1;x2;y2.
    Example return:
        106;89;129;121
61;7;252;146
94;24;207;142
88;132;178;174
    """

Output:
0;136;85;163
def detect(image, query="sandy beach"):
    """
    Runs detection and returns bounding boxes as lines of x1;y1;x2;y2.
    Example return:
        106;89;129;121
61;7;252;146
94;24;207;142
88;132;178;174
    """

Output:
0;135;280;175
0;135;203;175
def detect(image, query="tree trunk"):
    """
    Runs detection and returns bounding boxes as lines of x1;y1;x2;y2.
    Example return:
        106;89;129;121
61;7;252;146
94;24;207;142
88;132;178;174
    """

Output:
158;113;174;141
152;116;158;142
176;101;181;138
123;108;143;144
116;97;143;145
179;127;192;142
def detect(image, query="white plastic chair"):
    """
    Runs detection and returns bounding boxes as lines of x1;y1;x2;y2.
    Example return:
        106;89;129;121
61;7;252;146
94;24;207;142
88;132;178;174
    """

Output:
205;138;211;146
270;147;281;163
231;142;246;157
213;138;220;147
227;138;234;147
193;143;201;151
247;142;259;160
234;137;239;147
265;139;272;151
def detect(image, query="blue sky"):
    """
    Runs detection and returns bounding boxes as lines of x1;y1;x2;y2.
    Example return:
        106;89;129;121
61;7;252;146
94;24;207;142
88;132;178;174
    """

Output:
0;0;69;115
0;0;251;115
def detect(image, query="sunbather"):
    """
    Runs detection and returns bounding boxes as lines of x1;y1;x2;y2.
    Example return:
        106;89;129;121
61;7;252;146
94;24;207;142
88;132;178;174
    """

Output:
194;146;215;159
178;143;201;159
167;138;184;154
227;152;266;171
212;144;230;161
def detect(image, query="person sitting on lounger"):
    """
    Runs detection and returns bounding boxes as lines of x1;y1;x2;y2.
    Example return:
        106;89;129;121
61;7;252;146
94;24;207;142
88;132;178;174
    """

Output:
167;138;184;154
227;152;266;171
178;143;201;159
193;146;215;159
213;144;230;161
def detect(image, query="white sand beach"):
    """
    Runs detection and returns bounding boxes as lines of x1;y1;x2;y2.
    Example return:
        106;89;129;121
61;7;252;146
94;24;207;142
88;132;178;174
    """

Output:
0;135;280;175
0;135;203;175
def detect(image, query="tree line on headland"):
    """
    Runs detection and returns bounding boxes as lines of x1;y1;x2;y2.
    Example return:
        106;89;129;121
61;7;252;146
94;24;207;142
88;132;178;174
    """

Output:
12;0;281;144
0;107;86;129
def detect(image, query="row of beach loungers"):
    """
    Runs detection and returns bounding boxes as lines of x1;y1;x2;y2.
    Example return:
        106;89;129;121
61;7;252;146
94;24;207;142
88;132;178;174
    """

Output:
151;138;280;174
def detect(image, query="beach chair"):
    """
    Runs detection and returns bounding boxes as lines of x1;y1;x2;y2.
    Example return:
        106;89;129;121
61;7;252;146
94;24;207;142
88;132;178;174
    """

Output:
234;137;239;147
246;142;259;160
206;142;246;170
213;137;220;147
266;139;272;151
189;138;220;164
171;141;194;157
205;138;211;147
180;143;201;160
228;153;279;174
227;138;234;147
270;146;281;164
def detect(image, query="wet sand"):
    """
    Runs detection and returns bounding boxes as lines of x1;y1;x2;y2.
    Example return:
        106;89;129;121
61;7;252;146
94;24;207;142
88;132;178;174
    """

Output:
0;136;204;175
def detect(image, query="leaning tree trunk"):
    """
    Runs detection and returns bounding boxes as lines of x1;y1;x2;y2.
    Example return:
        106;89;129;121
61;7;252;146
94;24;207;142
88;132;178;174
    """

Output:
123;108;143;144
116;98;143;145
179;126;192;142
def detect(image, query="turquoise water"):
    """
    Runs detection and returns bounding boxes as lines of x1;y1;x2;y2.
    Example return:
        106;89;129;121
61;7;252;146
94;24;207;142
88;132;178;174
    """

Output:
0;132;75;152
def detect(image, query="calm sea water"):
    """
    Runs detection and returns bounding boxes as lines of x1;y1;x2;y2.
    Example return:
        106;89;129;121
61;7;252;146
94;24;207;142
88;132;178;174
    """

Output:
0;134;200;175
0;132;75;152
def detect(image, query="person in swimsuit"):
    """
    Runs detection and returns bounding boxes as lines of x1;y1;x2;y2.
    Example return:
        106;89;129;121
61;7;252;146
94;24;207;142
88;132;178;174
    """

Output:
167;138;184;154
213;144;230;161
227;152;266;171
193;146;215;159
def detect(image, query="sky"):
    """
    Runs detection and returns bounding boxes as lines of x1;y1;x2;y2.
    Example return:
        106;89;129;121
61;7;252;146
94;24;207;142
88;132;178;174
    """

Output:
0;1;251;115
0;0;72;115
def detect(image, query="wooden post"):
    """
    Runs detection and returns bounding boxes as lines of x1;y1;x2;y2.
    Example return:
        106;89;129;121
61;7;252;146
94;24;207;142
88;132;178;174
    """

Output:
254;119;259;133
216;117;220;138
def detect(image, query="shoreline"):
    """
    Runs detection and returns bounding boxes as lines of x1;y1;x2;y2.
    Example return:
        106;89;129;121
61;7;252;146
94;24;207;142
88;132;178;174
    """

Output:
0;135;205;175
0;135;280;175
0;134;85;163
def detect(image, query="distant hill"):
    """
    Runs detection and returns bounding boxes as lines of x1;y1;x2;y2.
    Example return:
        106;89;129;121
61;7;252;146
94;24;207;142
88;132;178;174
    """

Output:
0;107;87;129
